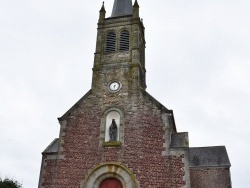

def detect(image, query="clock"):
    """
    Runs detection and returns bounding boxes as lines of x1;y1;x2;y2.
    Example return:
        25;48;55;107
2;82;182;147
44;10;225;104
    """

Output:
109;81;121;92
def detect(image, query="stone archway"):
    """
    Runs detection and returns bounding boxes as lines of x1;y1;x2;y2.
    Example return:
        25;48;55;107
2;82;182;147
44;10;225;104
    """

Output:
80;163;137;188
100;178;123;188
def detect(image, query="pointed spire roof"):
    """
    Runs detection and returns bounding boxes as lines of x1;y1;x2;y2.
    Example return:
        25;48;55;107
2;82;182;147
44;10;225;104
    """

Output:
100;1;105;12
111;0;133;17
134;0;139;6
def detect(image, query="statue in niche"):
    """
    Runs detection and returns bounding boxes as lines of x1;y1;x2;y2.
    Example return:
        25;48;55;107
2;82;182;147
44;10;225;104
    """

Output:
109;119;117;141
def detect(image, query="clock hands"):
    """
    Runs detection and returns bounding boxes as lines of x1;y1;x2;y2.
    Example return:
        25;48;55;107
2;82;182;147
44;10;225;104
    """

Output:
109;82;120;91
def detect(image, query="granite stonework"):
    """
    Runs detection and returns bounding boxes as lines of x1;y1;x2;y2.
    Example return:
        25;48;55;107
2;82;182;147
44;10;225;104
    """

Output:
39;1;231;187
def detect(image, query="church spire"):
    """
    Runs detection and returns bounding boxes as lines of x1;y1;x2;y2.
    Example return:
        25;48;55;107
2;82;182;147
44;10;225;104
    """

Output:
111;0;133;17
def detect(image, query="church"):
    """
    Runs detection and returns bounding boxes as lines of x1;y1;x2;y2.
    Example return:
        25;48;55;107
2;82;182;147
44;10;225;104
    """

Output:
38;0;231;187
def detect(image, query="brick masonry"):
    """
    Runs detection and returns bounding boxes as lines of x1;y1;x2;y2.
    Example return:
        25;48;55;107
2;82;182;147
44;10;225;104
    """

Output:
190;168;231;188
41;87;186;187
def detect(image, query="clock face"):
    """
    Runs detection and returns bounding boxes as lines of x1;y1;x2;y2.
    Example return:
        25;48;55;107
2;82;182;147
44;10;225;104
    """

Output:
109;81;120;91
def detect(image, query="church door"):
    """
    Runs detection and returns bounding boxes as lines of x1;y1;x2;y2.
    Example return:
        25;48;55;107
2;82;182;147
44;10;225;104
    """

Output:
99;178;123;188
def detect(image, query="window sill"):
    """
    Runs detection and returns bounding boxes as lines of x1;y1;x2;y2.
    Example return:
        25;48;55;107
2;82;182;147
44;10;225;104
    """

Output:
102;141;121;147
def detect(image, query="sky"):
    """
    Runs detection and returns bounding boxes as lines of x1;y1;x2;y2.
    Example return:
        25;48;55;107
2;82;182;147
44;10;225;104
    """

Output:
0;0;249;187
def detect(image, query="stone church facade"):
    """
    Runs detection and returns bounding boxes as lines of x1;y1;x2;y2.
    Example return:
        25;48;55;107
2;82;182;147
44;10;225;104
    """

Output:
38;0;231;187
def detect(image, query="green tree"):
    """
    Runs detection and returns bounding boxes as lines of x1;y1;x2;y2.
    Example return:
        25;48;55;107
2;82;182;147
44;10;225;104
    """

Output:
0;178;22;188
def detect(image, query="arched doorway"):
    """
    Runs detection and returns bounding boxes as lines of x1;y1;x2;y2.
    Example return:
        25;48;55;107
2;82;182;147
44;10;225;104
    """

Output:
100;178;123;188
81;163;137;188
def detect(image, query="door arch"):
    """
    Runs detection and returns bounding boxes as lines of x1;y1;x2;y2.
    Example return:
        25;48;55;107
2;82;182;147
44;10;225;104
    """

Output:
100;178;122;188
81;163;137;188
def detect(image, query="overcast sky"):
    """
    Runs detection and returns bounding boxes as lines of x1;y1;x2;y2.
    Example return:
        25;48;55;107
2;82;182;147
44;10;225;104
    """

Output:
0;0;249;187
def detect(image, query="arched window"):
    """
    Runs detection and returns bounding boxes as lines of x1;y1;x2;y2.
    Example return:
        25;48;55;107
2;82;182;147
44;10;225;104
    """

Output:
119;30;130;51
106;31;116;53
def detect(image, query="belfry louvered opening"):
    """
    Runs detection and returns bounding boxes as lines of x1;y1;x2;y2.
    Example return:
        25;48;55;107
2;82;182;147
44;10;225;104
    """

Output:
106;31;116;53
119;30;130;51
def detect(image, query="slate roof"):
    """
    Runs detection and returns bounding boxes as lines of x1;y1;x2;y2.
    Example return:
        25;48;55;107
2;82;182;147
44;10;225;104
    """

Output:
189;146;231;168
111;0;133;17
42;138;59;154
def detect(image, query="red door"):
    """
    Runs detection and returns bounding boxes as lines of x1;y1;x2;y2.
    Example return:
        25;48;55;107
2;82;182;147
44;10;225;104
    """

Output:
99;178;123;188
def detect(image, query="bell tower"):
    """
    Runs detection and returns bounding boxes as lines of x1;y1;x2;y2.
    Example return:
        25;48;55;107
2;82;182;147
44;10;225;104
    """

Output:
92;0;146;94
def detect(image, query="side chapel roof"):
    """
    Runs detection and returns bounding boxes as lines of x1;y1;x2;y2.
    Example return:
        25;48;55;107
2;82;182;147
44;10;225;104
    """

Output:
189;146;231;168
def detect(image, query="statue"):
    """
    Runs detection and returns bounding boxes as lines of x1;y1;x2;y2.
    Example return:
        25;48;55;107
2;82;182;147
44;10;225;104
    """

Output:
109;119;117;141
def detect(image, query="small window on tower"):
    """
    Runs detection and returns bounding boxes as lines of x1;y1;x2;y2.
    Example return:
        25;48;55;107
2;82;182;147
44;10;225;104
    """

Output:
119;30;130;51
106;31;116;53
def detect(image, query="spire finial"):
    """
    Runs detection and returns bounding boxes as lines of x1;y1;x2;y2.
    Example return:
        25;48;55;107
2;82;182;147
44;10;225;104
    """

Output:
133;0;139;18
134;0;139;6
100;1;105;12
99;1;106;23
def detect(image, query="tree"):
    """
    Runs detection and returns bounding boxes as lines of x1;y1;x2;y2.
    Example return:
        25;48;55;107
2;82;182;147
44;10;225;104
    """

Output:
0;178;22;188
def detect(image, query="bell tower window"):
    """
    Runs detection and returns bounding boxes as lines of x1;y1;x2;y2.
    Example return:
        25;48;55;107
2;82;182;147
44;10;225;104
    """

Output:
119;30;130;51
106;31;116;53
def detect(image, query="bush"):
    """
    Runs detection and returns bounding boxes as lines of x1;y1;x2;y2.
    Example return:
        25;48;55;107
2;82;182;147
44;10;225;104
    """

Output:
0;178;22;188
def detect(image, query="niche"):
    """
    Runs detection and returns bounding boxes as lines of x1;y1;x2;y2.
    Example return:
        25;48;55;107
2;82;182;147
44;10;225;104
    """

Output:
105;111;120;142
